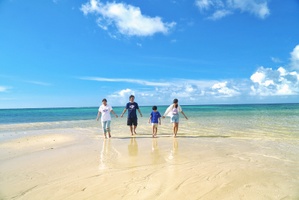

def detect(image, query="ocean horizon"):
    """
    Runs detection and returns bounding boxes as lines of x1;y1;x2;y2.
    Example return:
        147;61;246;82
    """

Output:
1;103;299;124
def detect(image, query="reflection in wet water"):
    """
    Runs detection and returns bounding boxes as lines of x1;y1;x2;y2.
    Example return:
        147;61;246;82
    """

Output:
151;138;161;164
168;138;178;161
99;139;120;170
128;137;138;157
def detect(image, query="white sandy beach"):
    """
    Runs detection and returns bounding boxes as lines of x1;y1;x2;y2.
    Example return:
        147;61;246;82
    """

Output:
1;124;299;200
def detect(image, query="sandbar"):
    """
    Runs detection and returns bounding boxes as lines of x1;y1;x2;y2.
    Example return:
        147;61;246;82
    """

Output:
0;128;299;199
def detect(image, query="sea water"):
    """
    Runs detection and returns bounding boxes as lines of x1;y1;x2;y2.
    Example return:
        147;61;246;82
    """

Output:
0;104;299;139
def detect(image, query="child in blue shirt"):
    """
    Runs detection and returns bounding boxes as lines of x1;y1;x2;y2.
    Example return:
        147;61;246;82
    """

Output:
148;106;162;138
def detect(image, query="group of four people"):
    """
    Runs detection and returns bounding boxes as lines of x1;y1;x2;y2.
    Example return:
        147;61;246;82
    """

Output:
96;95;188;138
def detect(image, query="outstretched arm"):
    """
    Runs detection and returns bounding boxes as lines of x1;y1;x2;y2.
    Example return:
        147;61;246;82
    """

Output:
111;110;118;118
120;109;127;118
181;111;188;120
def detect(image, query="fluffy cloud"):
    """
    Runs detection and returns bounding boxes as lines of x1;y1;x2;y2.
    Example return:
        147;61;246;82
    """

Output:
118;88;133;97
208;9;232;20
195;0;224;10
106;88;135;105
81;0;176;37
195;0;270;20
227;0;270;19
81;45;299;105
88;77;242;104
211;81;240;97
290;45;299;71
250;67;299;96
83;67;298;106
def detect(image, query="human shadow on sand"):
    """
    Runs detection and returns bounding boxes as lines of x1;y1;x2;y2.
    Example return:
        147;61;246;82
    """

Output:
110;135;230;139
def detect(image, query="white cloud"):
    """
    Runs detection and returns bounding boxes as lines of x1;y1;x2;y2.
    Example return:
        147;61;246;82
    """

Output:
81;45;299;106
185;84;196;93
196;0;224;11
290;44;299;71
208;9;232;20
118;88;133;97
26;81;51;86
271;57;282;63
80;77;171;87
106;88;135;105
0;86;9;92
195;0;270;20
81;0;176;37
250;66;299;96
195;0;214;10
82;76;240;103
228;0;270;19
250;71;265;84
211;81;240;97
83;76;242;104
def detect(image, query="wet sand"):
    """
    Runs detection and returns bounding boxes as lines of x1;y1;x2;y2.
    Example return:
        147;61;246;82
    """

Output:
0;128;299;200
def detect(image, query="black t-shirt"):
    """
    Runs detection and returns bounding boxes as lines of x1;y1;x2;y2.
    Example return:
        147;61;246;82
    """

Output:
126;102;139;118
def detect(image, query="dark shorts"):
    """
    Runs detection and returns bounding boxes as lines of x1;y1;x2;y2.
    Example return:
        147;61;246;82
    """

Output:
127;118;138;126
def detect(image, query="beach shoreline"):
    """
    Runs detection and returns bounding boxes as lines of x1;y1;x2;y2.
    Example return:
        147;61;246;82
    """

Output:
1;127;299;200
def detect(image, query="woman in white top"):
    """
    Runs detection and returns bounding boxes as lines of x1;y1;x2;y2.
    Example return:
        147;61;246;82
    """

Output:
96;98;118;138
162;98;188;137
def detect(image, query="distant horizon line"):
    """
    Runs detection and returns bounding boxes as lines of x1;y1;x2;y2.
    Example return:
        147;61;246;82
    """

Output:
1;102;298;110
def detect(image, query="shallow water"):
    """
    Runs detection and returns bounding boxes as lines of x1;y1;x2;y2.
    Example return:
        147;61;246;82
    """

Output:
1;104;299;141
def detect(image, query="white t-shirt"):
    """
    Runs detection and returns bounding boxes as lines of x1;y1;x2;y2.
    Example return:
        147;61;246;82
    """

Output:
164;104;182;117
98;104;113;122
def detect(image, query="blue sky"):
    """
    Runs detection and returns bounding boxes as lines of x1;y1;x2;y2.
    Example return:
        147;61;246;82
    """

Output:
1;0;299;108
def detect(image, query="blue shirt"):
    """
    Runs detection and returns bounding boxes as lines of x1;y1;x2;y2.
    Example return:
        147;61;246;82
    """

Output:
150;111;161;123
126;102;139;118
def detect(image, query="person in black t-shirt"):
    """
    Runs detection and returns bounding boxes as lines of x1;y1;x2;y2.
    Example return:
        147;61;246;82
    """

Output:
120;95;143;136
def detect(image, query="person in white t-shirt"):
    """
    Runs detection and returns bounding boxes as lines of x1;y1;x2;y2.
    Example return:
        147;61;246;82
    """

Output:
96;98;118;138
162;98;188;137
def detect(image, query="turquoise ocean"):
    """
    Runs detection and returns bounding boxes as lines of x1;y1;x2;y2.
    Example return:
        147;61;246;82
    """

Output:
1;104;299;139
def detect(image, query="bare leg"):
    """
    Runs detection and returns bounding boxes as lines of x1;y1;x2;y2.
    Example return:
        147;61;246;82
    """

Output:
152;126;155;137
102;121;108;139
130;126;134;136
133;126;137;134
152;126;158;137
174;123;179;137
107;128;111;138
172;123;176;137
